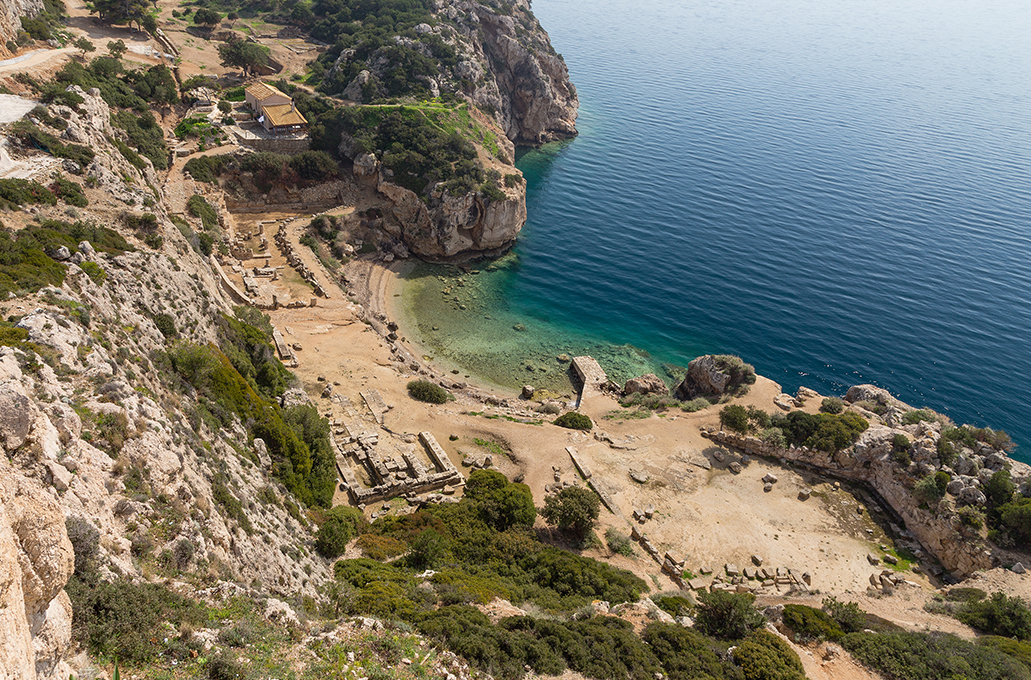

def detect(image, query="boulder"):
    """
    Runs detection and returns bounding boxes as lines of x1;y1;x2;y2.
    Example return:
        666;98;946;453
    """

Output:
675;355;730;400
762;473;778;485
0;384;34;452
728;461;743;474
844;384;900;407
958;487;987;507
1012;563;1026;574
623;373;667;396
521;385;535;399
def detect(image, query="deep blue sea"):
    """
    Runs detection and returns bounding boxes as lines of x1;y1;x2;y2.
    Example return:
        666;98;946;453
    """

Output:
401;0;1031;457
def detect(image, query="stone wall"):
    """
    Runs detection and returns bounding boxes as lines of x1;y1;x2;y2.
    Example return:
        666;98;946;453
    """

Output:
233;135;310;155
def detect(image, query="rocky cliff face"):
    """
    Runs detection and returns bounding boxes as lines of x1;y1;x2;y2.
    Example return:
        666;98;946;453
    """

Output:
355;151;526;261
0;462;74;680
0;0;44;54
470;0;578;145
328;0;578;146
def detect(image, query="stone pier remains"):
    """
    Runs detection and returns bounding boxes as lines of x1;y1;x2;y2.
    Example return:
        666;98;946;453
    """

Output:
572;355;608;407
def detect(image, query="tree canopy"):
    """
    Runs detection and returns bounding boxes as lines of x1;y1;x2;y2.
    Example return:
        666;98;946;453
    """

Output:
218;41;271;76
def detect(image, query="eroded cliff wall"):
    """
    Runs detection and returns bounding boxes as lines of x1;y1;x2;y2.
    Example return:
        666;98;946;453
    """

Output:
1;0;45;52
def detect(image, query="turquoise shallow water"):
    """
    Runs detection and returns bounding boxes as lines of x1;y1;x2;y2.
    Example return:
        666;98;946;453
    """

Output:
401;0;1031;456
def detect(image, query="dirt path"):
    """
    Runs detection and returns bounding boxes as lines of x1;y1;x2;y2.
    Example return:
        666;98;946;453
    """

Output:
0;47;74;75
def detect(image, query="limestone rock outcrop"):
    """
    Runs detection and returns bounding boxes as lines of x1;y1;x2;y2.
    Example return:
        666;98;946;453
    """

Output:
328;0;578;145
0;462;75;680
676;355;730;400
472;0;579;144
702;396;1030;578
0;0;44;56
360;156;526;261
623;374;668;396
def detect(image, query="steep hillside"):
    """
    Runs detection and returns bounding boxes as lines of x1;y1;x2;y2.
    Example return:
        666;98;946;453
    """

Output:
0;0;45;51
310;0;578;145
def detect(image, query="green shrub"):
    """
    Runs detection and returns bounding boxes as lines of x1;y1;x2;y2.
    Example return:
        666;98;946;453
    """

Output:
711;354;757;390
760;427;787;448
356;533;408;561
187;194;219;231
644;622;735;679
407;379;452;404
79;261;106;284
0;219;129;298
985;470;1016;510
184;154;233;183
946;587;988;603
316;506;367;558
464;469;536;531
0;178;56;209
554;411;593;430
959;506;985;529
902;409;938;425
65;517;100;579
66;578;207;664
682;397;712;412
112;110;169;170
694;590;765;640
152;312;177;338
820;396;844;414
823;596;867;633
539;486;600;539
651;595;694;619
915;473;945;505
842;630;1031;680
605;527;634;556
782;604;843;642
773;410;869;452
719;404;749;433
733;630;806;680
978;636;1031;672
998;498;1031;548
12;121;94;168
956;592;1031;640
52;177;88;206
334;558;413;588
290;150;339;181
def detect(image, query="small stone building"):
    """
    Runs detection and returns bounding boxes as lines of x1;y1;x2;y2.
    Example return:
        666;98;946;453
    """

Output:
244;82;307;134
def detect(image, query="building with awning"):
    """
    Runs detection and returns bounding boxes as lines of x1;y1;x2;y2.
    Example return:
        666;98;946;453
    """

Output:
245;82;308;135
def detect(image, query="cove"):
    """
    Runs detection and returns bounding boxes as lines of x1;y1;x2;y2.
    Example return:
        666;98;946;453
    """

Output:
400;0;1031;456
